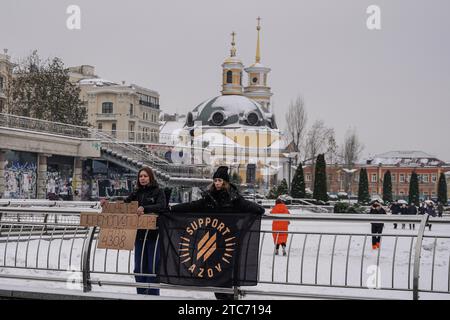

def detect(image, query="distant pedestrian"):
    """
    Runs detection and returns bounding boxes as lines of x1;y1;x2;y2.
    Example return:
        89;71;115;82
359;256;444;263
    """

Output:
407;203;417;230
400;204;408;229
426;202;436;231
437;202;444;218
271;198;291;256
389;201;400;229
369;201;386;250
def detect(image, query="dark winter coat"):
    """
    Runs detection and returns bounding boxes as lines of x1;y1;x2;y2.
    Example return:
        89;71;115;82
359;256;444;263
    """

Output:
390;203;400;215
400;206;408;215
125;184;167;240
426;205;437;217
170;183;265;215
369;206;386;228
125;184;167;214
418;206;427;215
407;205;418;215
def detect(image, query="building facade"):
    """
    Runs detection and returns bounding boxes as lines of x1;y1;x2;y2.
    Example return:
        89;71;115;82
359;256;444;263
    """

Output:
0;50;13;113
302;151;450;201
69;65;161;143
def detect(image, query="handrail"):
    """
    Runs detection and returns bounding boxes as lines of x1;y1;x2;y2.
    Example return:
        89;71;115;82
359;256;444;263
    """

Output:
1;204;449;300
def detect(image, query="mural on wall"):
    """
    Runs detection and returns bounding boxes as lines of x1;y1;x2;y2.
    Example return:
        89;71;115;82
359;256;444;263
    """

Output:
46;172;73;200
86;160;136;200
46;156;74;201
4;159;37;199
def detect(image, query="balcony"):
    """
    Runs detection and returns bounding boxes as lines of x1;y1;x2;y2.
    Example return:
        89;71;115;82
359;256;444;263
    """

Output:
139;100;160;109
95;113;118;120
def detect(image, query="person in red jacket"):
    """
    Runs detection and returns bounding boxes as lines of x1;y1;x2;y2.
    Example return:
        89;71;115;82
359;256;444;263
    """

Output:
271;198;291;256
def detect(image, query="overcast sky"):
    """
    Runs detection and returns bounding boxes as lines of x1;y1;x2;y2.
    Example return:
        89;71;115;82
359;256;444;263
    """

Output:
1;0;449;161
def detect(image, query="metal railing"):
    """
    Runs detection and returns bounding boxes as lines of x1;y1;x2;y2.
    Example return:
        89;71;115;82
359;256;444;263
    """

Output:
1;205;449;300
0;112;91;138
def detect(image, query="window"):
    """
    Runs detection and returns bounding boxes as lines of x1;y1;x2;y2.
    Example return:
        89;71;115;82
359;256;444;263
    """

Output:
226;71;232;84
111;123;116;137
306;174;312;182
129;104;133;116
407;174;411;183
431;174;437;183
392;173;397;182
102;102;113;114
97;123;103;131
400;174;405;183
423;174;429;183
371;174;377;183
0;76;3;89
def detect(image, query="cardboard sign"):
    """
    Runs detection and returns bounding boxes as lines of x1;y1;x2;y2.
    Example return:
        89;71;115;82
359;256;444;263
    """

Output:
80;201;158;250
80;213;157;229
97;228;137;250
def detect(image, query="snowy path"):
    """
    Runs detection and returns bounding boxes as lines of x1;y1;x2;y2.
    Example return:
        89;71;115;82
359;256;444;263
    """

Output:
1;209;449;300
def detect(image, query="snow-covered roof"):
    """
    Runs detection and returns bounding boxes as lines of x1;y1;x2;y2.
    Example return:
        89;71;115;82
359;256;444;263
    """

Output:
79;78;118;86
367;151;445;167
189;95;276;129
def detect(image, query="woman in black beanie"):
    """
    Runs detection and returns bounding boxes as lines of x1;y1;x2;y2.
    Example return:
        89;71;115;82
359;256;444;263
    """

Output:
170;166;265;299
171;166;265;215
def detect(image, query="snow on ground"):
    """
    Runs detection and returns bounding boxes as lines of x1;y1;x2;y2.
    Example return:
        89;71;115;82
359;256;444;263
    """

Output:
0;209;449;300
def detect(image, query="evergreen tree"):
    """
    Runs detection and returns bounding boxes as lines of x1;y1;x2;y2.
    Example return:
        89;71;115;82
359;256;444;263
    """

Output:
313;154;328;201
8;51;87;126
382;170;393;204
438;173;448;205
277;179;289;196
358;168;370;204
408;171;420;205
267;185;279;199
290;162;306;198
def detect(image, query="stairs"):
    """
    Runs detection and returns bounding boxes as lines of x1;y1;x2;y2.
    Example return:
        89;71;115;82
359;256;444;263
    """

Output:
91;130;211;187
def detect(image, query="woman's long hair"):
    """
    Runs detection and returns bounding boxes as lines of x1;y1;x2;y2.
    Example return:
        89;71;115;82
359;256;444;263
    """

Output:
136;167;158;190
208;180;231;193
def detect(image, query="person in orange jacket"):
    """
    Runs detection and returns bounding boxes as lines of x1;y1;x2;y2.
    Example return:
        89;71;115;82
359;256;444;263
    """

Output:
271;198;291;256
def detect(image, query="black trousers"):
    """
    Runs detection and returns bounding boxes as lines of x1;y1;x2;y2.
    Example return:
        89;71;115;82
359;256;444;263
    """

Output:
276;243;287;249
371;224;384;246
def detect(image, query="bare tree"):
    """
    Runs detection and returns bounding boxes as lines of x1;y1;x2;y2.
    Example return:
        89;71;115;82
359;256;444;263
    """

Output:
285;96;307;155
341;128;364;193
305;120;334;186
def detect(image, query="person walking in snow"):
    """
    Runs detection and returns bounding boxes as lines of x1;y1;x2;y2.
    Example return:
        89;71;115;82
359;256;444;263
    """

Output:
406;203;417;230
271;198;291;256
389;201;400;229
400;203;408;229
437;202;444;218
369;200;386;250
426;201;437;231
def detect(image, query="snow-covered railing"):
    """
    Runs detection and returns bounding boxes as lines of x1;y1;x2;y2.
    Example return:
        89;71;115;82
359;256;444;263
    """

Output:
0;207;449;300
0;112;90;138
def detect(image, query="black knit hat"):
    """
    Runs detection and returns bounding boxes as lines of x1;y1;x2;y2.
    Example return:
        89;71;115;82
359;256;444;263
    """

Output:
213;166;230;182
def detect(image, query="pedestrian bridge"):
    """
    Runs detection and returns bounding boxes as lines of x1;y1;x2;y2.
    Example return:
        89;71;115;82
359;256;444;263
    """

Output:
0;113;211;187
0;200;449;300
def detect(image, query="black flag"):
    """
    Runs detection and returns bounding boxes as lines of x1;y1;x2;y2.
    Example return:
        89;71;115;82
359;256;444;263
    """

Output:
158;212;262;288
